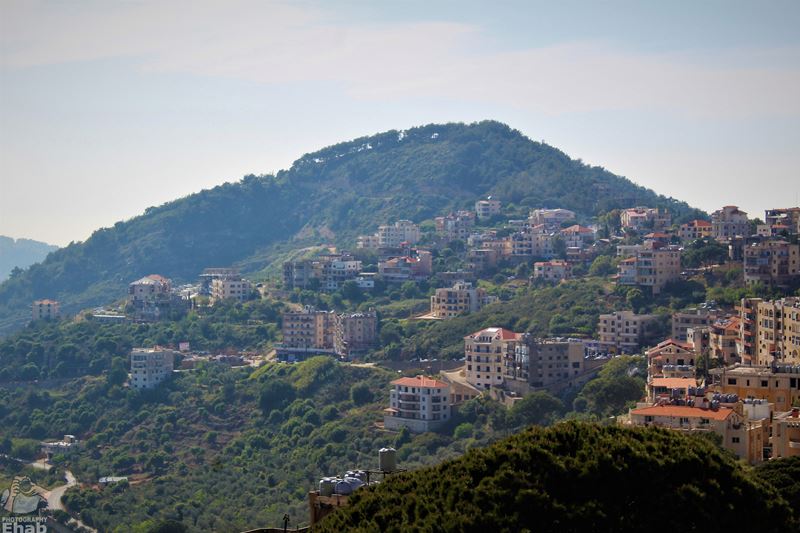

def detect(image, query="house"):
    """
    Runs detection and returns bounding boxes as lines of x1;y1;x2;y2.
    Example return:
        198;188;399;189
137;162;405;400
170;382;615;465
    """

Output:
384;375;451;433
198;267;240;295
529;208;576;228
130;347;176;390
32;299;60;321
532;260;572;283
559;225;595;248
764;207;800;236
378;250;432;283
617;245;681;294
646;339;696;378
283;253;362;291
671;304;721;342
435;211;475;241
40;435;81;461
711;206;749;241
597;311;658;354
128;274;171;304
620;207;670;231
464;327;522;390
742;240;800;287
430;281;496;319
679;219;713;241
475;197;501;220
772;408;800;458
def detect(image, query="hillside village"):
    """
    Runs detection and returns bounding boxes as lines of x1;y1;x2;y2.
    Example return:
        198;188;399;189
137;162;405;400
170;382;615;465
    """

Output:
30;202;800;450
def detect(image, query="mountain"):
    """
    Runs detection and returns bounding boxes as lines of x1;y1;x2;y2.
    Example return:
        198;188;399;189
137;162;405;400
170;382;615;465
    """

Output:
0;236;58;281
315;422;796;533
0;121;704;334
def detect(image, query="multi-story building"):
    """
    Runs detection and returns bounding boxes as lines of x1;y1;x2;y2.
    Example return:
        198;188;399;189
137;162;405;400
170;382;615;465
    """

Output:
475;197;501;220
529;208;575;228
559;225;595;248
743;240;800;287
679;219;713;242
620;207;671;231
772;408;800;458
597;311;657;354
356;235;380;249
283;253;362;291
710;364;800;411
198;268;240;295
279;306;335;356
466;248;499;273
384;375;452;433
430;281;496;319
32;299;60;321
627;404;764;464
128;274;171;304
646;339;696;378
618;245;681;294
671;304;721;342
130;347;176;390
333;310;378;357
532;260;572;283
464;327;521;390
739;297;800;366
688;317;742;366
711;206;749;241
764;207;800;236
211;276;252;303
378;250;432;283
435;211;475;241
377;220;421;248
509;336;586;391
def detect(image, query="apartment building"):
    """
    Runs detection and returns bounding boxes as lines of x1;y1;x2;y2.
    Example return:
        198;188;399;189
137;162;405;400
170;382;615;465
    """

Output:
279;306;335;355
772;408;800;458
532;260;572;283
743;240;800;287
377;220;421;248
688;316;742;366
199;268;240;296
130;347;176;390
430;281;496;319
711;206;749;241
628;404;763;464
475;197;501;220
764;207;800;235
509;336;586;391
671;304;721;342
378;250;432;283
529;208;575;228
32;299;60;321
466;248;499;273
464;327;521;390
559;225;595;248
333;310;378;357
128;274;171;304
384;375;451;433
710;364;800;411
435;211;475;241
597;311;657;354
211;276;252;303
679;219;713;242
620;207;671;231
283;253;362;291
618;245;681;294
739;297;800;366
356;235;380;249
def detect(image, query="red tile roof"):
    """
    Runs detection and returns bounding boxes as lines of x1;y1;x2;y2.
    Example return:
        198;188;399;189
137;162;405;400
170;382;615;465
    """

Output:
631;404;735;421
649;377;697;389
392;376;449;389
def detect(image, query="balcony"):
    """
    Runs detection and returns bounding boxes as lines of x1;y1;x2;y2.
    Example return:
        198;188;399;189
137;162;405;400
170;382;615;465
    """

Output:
789;440;800;450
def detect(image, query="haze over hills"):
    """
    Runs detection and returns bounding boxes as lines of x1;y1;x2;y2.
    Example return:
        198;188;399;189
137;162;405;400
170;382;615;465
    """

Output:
0;236;58;281
0;121;705;335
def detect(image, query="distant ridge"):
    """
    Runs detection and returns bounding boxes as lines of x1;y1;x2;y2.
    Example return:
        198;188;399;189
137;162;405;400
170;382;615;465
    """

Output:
0;235;58;281
0;120;704;334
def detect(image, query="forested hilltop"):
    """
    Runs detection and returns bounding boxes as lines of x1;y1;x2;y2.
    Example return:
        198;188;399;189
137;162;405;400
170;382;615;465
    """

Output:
0;121;703;334
0;236;58;281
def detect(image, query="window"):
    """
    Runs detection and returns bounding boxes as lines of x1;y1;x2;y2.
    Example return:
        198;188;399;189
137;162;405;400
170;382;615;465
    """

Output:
727;378;737;385
732;437;740;444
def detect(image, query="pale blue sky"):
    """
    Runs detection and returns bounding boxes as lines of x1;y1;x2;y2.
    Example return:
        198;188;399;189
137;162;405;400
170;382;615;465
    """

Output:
1;0;799;246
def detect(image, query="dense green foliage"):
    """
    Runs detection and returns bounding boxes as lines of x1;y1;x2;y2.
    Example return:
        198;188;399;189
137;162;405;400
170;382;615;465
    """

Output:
754;456;800;512
0;299;282;381
316;422;796;533
0;121;702;335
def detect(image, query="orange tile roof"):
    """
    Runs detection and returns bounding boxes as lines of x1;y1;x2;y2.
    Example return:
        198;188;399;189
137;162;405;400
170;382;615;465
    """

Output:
631;404;735;421
649;339;694;352
465;327;520;340
392;376;449;389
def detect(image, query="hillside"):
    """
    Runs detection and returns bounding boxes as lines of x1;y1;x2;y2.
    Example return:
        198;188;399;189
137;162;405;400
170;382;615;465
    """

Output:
0;121;704;334
316;422;796;533
0;236;58;281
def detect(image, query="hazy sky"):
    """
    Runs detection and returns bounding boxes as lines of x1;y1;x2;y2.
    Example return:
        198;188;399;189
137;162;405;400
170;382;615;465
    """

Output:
1;1;799;246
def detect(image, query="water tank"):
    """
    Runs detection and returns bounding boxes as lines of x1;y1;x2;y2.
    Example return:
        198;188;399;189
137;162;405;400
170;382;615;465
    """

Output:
335;479;354;495
319;477;335;497
379;447;397;472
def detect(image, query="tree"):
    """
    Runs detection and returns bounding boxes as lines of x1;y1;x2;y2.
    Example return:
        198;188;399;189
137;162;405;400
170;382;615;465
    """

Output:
626;288;646;313
340;280;363;302
258;380;295;414
349;383;373;405
589;255;616;277
509;391;564;428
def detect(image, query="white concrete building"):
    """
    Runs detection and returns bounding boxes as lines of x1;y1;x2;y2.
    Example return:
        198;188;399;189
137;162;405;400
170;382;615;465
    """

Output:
130;348;176;390
384;375;451;433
